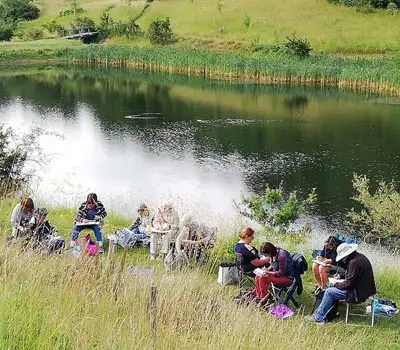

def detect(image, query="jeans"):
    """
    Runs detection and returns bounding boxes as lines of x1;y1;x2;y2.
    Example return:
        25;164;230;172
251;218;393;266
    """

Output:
71;224;102;242
315;287;347;322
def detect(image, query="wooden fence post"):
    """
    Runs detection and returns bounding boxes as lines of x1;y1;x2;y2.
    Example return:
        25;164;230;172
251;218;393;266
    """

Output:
150;285;157;345
112;247;128;301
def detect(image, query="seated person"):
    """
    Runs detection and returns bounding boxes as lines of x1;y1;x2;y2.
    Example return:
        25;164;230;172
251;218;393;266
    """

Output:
70;193;107;254
175;216;216;264
234;227;270;275
312;236;345;293
129;203;153;240
10;197;35;237
305;243;376;324
27;207;65;254
255;242;294;302
150;202;179;260
114;204;153;248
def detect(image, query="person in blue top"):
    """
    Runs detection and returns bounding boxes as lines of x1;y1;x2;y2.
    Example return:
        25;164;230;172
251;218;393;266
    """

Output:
70;193;107;253
312;236;345;293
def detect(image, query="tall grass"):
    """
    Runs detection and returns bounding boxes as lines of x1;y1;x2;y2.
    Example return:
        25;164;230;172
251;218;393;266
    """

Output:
0;199;399;349
60;45;400;95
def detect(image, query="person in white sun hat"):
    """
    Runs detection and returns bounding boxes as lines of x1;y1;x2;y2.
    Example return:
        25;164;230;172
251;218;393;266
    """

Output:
305;242;376;324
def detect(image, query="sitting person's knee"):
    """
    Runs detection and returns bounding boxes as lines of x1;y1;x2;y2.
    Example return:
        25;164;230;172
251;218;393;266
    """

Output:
312;263;319;272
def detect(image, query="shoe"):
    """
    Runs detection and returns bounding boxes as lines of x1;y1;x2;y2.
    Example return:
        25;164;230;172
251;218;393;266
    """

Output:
311;285;319;294
98;246;104;254
304;315;325;325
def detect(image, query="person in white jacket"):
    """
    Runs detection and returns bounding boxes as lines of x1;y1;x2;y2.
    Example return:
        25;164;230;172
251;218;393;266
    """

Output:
10;197;35;237
150;202;179;260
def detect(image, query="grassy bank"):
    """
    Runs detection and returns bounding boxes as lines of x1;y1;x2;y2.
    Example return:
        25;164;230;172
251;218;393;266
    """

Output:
0;199;399;349
3;44;400;94
17;0;400;54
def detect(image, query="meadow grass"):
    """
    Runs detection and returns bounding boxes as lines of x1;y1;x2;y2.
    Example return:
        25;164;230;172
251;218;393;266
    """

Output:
0;198;399;349
17;0;400;54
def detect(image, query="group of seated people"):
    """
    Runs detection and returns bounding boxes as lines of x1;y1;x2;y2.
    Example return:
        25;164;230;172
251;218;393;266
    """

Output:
10;194;216;264
234;227;377;324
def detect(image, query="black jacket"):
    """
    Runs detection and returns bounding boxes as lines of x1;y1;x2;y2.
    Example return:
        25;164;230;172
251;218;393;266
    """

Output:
335;252;377;303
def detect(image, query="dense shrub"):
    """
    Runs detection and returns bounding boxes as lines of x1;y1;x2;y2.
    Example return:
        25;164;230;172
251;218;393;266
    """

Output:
148;17;175;45
42;19;65;36
71;16;96;31
283;33;312;58
348;174;400;248
0;0;40;23
0;24;13;41
328;0;398;8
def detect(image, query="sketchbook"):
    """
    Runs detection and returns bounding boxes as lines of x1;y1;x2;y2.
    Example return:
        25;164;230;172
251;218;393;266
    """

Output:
312;259;332;267
75;220;99;226
328;277;345;287
253;268;265;277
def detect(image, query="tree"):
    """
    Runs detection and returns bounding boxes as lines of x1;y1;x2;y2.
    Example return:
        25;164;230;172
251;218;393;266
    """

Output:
235;184;317;232
0;124;44;192
0;0;40;23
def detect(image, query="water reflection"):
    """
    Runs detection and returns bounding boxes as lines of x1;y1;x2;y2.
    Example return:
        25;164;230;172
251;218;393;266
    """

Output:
1;66;400;227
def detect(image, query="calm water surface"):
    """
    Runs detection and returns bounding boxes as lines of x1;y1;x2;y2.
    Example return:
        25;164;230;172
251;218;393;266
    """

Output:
1;66;400;230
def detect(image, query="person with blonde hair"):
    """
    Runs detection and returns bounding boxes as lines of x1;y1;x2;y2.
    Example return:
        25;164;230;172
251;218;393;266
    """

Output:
150;202;179;260
234;227;270;274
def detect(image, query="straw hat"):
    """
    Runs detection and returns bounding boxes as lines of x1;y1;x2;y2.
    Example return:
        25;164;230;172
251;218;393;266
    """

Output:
336;243;358;262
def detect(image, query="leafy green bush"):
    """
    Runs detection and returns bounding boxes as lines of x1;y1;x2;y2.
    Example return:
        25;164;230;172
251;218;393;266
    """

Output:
23;28;43;41
71;16;96;31
147;17;176;45
0;24;13;41
42;19;65;36
386;1;398;12
242;14;251;30
348;174;400;248
328;0;396;8
235;184;317;232
0;0;40;23
282;33;312;58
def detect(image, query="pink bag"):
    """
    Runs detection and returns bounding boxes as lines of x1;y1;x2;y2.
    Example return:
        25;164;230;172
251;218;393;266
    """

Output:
86;243;97;256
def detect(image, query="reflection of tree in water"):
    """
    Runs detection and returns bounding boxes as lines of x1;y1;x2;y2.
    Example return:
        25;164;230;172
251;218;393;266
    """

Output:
283;95;308;115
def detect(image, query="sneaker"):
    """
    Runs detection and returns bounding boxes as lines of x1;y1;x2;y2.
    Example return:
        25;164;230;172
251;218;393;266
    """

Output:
314;286;322;296
98;246;104;254
310;285;319;294
304;315;325;325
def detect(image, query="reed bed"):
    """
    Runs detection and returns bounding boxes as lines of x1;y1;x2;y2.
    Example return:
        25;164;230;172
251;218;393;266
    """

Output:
60;45;400;96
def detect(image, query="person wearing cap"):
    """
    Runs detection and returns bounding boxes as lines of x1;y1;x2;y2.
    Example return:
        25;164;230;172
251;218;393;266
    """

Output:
150;202;179;260
10;197;35;237
130;203;153;236
70;193;107;254
305;243;376;324
27;207;65;254
311;236;345;293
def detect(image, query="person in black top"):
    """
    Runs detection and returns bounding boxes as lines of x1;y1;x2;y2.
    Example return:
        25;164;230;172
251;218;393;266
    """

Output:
312;236;344;292
234;227;269;274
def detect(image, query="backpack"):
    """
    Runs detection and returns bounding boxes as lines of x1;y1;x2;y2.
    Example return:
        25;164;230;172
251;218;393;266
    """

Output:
290;252;308;275
313;290;339;322
290;252;307;296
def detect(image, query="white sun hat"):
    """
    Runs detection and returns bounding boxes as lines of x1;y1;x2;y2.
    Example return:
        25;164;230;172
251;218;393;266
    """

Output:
336;243;358;262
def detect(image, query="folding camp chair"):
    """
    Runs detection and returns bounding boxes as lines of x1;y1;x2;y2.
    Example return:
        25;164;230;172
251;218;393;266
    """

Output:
270;277;301;308
235;252;255;293
345;296;377;327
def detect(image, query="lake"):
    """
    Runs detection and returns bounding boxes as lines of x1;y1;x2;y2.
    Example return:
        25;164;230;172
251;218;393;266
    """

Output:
1;65;400;231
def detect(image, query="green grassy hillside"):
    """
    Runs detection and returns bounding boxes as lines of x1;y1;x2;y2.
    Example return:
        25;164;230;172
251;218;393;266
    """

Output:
13;0;399;54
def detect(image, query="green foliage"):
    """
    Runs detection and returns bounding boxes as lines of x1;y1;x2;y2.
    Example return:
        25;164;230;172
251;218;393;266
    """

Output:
59;0;84;17
328;0;396;8
242;14;251;30
0;125;43;190
148;17;176;45
0;0;40;23
71;16;96;31
386;2;398;13
283;33;312;58
42;20;65;36
348;174;400;248
0;24;14;41
236;184;317;232
23;28;44;41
